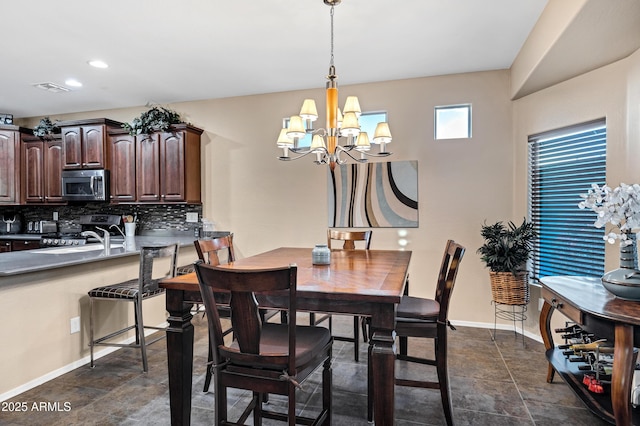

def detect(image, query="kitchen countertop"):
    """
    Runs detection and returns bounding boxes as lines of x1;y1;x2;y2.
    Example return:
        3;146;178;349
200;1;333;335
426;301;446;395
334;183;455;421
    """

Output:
0;233;45;241
0;236;198;277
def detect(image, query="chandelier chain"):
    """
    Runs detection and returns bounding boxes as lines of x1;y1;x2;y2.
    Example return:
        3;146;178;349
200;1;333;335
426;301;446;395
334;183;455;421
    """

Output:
330;5;335;68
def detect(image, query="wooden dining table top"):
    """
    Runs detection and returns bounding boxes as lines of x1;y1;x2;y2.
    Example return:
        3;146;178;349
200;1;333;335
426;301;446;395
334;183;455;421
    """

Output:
161;246;412;304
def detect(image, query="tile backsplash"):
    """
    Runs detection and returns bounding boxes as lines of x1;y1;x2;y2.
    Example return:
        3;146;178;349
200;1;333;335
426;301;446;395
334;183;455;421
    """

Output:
0;204;203;235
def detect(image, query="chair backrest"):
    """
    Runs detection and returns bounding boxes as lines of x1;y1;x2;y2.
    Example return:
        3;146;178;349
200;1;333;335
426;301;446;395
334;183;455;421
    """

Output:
194;235;235;266
434;240;465;322
139;244;179;293
327;229;372;250
194;261;298;371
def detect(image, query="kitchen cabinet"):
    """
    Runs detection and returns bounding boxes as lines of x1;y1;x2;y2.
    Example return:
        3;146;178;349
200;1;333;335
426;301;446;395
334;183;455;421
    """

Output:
0;125;30;205
60;119;122;170
136;124;202;203
22;135;65;204
10;240;40;251
0;239;39;252
107;131;137;203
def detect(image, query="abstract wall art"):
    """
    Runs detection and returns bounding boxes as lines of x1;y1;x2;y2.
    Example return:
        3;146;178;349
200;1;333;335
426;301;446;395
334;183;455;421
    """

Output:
328;160;418;228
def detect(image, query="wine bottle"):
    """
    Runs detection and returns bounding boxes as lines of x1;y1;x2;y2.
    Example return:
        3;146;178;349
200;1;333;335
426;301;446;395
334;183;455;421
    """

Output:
555;324;582;334
570;339;610;352
561;332;594;340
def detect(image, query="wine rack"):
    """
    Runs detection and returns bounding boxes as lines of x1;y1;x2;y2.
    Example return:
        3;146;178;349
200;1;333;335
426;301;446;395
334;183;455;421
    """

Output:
545;320;640;424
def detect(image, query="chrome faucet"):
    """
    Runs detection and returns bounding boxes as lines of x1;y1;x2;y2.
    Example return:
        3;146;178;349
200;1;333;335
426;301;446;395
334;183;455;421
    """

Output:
81;227;111;253
109;224;126;238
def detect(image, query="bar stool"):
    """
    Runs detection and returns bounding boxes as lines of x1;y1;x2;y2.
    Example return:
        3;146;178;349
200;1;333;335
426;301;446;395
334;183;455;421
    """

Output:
88;244;179;372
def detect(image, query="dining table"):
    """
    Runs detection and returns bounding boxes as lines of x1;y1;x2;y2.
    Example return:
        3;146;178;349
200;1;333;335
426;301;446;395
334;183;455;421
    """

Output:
159;246;412;426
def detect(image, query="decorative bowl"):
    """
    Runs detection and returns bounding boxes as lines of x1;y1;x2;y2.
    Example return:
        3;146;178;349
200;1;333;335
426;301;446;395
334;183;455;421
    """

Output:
601;267;640;301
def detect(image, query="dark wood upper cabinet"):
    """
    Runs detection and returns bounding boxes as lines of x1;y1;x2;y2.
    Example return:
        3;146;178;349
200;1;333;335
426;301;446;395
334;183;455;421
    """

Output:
45;139;64;203
107;131;137;203
136;133;162;202
108;124;202;204
136;124;202;204
0;125;30;205
22;136;64;204
60;119;122;170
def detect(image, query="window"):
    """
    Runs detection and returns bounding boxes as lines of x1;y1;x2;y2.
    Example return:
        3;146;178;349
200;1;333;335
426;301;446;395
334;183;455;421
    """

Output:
283;111;387;148
434;104;471;139
359;111;387;137
528;119;606;280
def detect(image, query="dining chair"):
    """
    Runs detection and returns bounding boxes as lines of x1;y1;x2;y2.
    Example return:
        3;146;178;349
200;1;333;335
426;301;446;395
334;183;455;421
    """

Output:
367;239;465;425
194;235;235;392
194;261;333;426
195;234;285;393
314;229;372;362
88;243;179;372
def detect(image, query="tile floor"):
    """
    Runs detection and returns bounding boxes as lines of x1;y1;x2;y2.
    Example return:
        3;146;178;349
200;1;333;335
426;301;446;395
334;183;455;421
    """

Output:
0;314;612;425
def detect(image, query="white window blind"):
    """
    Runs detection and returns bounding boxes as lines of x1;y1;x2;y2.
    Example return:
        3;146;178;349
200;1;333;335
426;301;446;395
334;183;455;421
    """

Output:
528;119;606;279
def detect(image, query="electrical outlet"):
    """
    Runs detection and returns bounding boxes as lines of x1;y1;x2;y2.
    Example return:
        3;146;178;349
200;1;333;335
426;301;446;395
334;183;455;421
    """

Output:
186;212;199;223
53;211;59;221
70;317;80;334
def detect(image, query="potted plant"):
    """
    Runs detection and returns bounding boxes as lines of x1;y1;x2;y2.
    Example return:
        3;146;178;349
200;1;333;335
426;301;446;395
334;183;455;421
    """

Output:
477;219;537;305
123;105;183;136
33;117;60;139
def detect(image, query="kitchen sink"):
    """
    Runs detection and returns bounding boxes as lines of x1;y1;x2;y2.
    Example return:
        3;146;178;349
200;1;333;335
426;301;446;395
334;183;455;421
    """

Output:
36;244;124;254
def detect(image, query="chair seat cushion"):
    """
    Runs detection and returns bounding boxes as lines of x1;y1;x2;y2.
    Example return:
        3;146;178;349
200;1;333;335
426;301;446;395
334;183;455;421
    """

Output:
397;295;440;320
88;279;164;299
221;323;332;369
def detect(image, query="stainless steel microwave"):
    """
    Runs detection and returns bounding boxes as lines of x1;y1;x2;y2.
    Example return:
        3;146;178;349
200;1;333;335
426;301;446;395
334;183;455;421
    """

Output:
61;169;110;202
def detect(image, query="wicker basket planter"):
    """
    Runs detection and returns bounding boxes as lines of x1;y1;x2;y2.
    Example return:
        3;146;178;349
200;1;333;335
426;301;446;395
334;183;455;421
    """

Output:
489;271;529;306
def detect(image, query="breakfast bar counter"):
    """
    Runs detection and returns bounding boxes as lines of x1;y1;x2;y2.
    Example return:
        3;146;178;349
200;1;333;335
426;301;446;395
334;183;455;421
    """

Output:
0;236;196;277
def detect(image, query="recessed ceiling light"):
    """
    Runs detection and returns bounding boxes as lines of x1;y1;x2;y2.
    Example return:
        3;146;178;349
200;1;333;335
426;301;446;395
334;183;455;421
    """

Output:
88;60;108;69
65;79;83;87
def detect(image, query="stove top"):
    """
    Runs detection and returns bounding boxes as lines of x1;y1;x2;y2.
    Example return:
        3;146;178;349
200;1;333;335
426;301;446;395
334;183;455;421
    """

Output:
39;214;123;247
40;233;87;247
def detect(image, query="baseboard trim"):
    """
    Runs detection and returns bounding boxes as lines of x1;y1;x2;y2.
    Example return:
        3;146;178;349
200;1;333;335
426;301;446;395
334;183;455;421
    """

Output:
0;322;168;402
451;320;543;343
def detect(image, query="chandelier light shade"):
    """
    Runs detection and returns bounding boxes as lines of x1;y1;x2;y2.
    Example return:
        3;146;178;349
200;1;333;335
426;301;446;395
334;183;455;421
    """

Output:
276;0;393;169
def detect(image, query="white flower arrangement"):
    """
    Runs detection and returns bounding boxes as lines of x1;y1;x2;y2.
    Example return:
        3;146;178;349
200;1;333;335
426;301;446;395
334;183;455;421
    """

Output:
578;183;640;246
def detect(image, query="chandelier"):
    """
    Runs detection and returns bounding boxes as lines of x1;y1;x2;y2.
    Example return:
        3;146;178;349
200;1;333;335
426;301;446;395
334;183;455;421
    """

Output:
276;0;392;169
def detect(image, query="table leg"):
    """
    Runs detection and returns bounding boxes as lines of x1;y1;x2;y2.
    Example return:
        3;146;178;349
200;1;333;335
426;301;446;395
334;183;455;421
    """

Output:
370;306;397;426
165;289;195;426
612;324;635;426
538;300;555;383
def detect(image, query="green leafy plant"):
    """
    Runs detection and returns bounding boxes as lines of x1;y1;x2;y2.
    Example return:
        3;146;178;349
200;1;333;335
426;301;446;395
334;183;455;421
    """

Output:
33;117;60;139
477;219;537;274
123;105;183;136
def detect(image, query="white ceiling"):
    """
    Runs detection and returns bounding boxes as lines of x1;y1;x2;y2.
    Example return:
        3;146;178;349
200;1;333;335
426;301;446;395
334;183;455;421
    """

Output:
2;0;550;119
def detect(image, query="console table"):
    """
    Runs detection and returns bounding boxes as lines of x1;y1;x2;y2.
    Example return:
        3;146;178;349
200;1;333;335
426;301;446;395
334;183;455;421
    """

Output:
539;276;640;425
